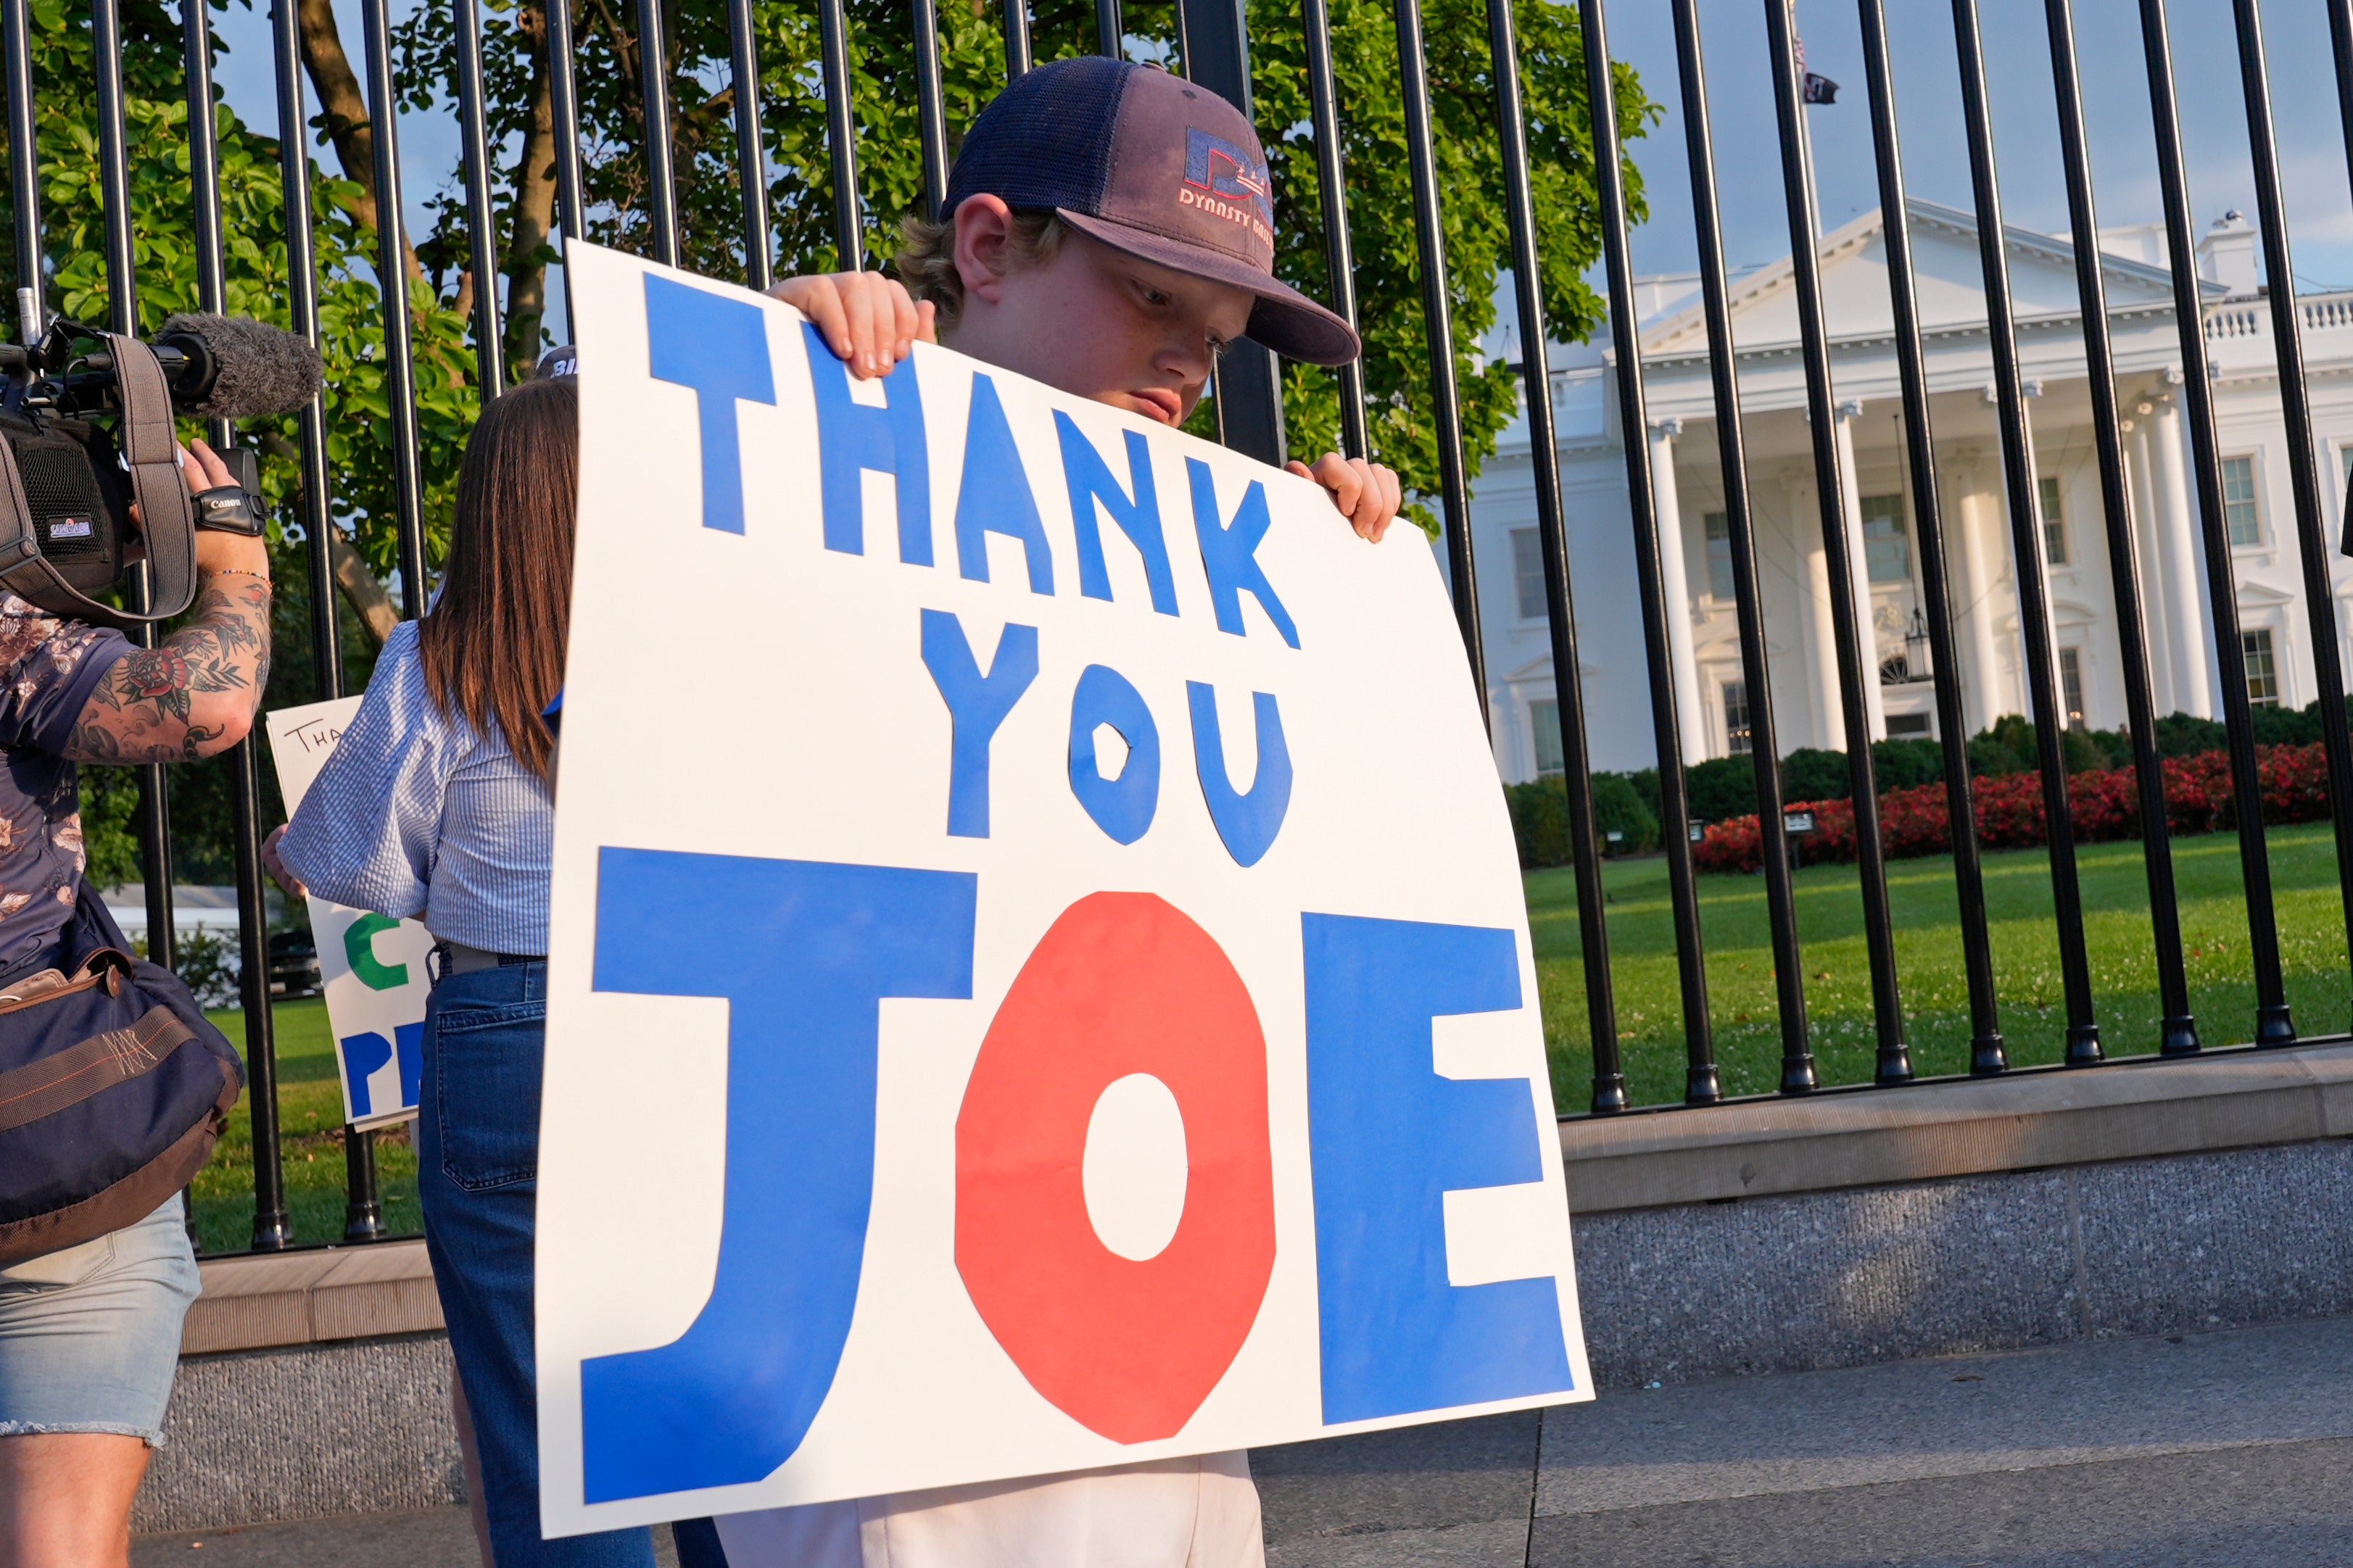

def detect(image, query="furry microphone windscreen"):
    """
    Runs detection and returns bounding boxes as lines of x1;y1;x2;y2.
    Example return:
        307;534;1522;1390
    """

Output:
157;313;324;419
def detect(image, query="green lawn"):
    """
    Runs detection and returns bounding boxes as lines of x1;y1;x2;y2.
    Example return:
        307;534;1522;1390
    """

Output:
1531;820;2353;1113
177;823;2353;1251
191;996;421;1256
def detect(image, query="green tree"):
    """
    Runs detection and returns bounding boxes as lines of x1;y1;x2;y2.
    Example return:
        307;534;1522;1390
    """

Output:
1;0;421;884
2;0;483;576
389;0;1653;531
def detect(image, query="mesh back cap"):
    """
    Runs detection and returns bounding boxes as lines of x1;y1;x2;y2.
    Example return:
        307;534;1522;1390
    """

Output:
944;58;1360;366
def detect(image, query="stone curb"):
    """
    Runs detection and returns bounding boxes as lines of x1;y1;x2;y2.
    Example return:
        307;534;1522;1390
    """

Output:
1561;1039;2353;1213
183;1239;441;1356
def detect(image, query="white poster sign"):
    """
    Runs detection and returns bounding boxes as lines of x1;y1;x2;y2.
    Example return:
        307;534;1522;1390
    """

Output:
265;697;433;1129
535;241;1589;1535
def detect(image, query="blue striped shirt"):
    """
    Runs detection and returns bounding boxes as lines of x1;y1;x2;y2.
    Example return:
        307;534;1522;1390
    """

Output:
279;621;553;955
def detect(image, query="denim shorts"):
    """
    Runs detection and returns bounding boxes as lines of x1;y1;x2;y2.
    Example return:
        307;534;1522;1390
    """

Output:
0;1197;201;1446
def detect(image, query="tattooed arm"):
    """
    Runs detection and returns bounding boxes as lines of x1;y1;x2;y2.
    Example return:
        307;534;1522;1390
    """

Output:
60;440;273;766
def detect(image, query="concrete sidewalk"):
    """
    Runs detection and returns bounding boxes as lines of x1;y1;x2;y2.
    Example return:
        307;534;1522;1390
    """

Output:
133;1315;2353;1567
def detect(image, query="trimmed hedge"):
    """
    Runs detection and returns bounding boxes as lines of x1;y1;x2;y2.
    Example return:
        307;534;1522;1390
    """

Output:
1691;743;2323;874
1504;772;1660;868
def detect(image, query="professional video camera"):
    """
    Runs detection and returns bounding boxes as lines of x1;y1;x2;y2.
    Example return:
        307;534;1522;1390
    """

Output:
0;295;322;628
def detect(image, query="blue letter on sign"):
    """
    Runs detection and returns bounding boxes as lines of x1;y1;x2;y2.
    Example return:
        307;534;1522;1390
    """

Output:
1186;683;1291;868
1301;914;1573;1424
340;1022;421;1120
1188;460;1298;649
1054;412;1177;615
805;322;932;564
954;375;1055;594
581;848;977;1501
1067;664;1159;845
920;609;1039;838
645;275;776;536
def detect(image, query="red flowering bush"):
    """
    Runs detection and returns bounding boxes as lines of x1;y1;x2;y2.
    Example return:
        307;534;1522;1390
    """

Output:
1877;782;1953;858
1694;813;1763;874
1682;742;2339;874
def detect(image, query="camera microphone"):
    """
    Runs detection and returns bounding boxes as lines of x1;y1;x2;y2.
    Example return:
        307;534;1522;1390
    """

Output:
152;314;323;420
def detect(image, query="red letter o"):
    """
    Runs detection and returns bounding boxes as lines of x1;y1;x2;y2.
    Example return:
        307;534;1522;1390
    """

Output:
955;891;1276;1443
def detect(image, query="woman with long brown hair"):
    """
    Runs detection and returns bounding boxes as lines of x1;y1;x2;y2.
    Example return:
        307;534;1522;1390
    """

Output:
271;371;653;1567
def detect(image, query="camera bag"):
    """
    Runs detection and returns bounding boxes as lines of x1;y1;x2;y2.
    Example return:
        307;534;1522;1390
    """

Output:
0;882;244;1263
0;332;199;629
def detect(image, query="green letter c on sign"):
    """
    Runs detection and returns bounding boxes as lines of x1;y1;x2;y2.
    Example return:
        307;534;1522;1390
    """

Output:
344;913;410;992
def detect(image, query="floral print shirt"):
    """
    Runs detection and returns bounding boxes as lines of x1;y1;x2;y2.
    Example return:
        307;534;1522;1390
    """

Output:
0;594;131;972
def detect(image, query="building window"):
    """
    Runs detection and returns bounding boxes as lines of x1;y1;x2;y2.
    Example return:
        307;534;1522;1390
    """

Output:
2059;645;2087;730
1530;698;1563;775
2040;475;2067;565
1723;681;1752;755
2244;629;2281;706
1860;494;1910;584
1511;528;1547;621
1705;511;1736;600
1885;712;1933;738
2223;456;2262;547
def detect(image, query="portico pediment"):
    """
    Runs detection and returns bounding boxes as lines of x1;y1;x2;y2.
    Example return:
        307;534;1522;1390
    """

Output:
1637;198;2206;362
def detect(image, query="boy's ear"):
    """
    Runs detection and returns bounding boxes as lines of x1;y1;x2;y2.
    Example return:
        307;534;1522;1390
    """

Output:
953;194;1017;305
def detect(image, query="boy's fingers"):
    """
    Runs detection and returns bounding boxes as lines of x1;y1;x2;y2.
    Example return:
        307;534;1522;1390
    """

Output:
888;281;923;361
794;278;851;360
1315;453;1373;535
914;298;939;344
840;277;880;377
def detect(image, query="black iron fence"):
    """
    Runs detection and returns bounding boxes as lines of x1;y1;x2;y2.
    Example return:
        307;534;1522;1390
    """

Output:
4;0;2352;1257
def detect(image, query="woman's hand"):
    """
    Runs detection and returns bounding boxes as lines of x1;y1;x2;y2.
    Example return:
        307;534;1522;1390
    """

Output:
262;824;307;900
766;272;935;381
1287;453;1403;543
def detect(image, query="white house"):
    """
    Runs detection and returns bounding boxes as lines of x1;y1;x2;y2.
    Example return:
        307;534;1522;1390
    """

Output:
1469;199;2353;784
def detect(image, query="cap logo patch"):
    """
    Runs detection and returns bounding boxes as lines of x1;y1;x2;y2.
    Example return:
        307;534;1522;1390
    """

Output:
1180;128;1273;246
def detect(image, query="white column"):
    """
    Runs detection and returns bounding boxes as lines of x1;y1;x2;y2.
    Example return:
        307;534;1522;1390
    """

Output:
1649;420;1710;763
2019;386;2071;727
1834;399;1888;744
2125;412;2175;718
1951;448;2007;736
1790;463;1846;753
2151;389;2216;718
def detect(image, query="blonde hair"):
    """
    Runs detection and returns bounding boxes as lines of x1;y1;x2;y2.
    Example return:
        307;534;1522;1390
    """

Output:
896;207;1068;331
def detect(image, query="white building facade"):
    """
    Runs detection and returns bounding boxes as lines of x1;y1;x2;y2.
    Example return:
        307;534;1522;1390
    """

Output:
1471;199;2353;784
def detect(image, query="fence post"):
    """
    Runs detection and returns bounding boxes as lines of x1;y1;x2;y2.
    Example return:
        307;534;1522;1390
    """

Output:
1178;0;1287;468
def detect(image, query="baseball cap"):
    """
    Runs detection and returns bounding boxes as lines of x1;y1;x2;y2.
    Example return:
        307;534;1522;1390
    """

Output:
536;344;579;379
943;57;1361;367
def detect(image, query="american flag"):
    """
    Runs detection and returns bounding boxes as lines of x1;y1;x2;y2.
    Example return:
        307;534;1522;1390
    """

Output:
1795;32;1840;104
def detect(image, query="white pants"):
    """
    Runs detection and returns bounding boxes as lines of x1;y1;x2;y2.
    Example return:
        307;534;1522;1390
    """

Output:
711;1452;1265;1568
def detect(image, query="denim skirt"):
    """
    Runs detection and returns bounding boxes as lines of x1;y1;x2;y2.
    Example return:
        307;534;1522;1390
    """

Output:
0;1196;200;1445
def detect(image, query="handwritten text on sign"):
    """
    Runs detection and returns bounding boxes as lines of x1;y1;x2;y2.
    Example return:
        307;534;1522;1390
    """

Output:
265;698;434;1130
534;243;1589;1534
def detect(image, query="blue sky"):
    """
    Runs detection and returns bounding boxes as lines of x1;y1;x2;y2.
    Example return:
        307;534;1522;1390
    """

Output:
189;0;2353;347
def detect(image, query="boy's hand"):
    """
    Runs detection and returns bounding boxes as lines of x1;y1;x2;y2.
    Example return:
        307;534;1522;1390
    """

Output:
1287;453;1402;543
766;271;935;381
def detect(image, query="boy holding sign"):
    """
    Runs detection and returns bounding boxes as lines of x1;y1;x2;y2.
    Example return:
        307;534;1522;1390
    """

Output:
723;53;1404;1568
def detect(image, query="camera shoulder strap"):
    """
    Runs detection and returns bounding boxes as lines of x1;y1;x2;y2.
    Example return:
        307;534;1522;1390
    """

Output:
108;334;197;621
0;422;42;581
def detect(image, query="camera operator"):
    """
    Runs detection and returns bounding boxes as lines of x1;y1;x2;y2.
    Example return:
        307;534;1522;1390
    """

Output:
0;435;269;1568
